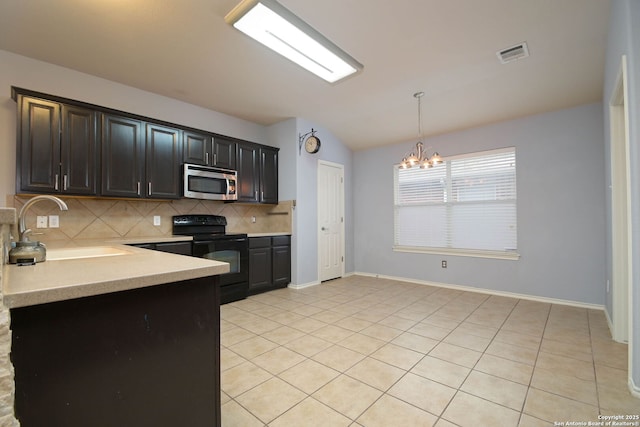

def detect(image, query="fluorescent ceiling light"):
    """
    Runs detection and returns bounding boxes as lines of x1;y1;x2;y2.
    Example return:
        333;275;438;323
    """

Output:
225;0;363;83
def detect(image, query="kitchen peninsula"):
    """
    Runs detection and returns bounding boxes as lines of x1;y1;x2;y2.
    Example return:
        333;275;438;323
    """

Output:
3;243;229;427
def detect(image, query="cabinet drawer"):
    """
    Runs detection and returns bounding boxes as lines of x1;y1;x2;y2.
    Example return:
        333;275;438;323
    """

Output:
272;235;290;246
249;237;271;248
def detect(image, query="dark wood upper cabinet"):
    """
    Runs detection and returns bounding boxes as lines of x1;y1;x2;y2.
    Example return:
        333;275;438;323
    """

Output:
101;114;144;198
61;105;98;194
18;97;61;193
182;130;211;166
13;87;277;203
17;96;97;195
260;146;278;204
212;136;237;170
146;124;182;199
236;142;279;204
183;131;237;171
237;142;260;203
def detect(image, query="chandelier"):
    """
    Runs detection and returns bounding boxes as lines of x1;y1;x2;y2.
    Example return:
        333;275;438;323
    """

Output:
399;92;442;169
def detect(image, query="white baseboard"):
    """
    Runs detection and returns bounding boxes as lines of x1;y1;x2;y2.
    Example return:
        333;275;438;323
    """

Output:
288;280;320;290
352;271;605;311
288;272;356;290
605;306;614;334
630;377;640;399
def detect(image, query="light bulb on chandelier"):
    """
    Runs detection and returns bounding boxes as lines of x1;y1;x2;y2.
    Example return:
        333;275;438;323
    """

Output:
399;92;442;169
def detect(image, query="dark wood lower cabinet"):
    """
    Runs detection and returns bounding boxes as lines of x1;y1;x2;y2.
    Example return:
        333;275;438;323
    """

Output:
272;236;292;287
249;235;291;295
10;276;221;427
249;237;272;294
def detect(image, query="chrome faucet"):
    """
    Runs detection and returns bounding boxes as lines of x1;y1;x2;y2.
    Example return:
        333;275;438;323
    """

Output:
18;195;69;241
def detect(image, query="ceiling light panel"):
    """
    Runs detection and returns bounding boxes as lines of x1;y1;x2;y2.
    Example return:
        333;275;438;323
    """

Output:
225;0;363;83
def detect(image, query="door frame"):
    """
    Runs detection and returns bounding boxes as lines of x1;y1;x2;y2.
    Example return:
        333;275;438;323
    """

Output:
317;160;345;282
609;55;632;345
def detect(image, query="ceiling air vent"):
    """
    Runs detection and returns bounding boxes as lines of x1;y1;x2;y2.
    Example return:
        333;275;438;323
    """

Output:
497;42;529;64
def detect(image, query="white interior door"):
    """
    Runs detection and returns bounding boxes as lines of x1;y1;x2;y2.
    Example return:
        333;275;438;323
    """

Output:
610;55;631;344
318;161;344;282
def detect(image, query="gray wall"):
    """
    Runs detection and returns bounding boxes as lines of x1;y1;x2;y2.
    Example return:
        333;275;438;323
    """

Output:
354;103;606;305
604;0;640;393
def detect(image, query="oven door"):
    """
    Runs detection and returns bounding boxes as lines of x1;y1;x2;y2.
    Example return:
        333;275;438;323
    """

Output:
192;237;248;302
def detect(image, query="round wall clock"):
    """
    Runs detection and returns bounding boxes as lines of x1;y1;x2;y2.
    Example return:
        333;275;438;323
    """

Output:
305;134;321;154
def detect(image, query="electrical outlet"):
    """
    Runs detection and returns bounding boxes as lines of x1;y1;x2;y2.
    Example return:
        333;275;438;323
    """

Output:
49;215;59;228
441;260;447;268
153;216;161;226
251;216;256;223
36;216;48;228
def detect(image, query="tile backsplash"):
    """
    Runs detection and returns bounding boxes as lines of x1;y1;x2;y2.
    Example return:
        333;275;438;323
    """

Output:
10;196;293;244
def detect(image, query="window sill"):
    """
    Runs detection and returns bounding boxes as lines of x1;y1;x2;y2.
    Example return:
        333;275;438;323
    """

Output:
393;246;520;260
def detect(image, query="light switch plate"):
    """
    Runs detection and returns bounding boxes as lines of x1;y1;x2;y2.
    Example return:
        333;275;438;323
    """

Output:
36;216;48;228
49;215;59;228
153;216;161;226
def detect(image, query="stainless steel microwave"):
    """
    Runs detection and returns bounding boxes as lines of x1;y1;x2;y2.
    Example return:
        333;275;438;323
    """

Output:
183;163;238;201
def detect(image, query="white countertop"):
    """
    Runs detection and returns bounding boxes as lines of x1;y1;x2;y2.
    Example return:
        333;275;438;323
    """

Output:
2;243;229;309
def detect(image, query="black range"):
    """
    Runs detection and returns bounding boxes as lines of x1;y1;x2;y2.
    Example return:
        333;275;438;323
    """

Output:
173;215;249;304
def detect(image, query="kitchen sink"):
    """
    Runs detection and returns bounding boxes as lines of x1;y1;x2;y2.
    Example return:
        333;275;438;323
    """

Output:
47;246;133;261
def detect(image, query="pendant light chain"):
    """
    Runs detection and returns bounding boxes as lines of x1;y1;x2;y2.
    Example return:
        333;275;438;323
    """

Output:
416;91;423;139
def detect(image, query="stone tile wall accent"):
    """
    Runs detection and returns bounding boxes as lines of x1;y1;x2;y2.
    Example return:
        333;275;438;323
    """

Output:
10;197;293;244
0;208;19;426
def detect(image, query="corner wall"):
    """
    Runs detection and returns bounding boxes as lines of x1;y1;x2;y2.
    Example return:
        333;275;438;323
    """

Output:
267;118;354;287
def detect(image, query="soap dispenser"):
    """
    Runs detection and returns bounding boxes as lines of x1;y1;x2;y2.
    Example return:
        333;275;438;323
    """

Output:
9;232;46;264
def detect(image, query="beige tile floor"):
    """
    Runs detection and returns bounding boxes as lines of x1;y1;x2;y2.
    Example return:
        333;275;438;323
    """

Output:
220;276;639;427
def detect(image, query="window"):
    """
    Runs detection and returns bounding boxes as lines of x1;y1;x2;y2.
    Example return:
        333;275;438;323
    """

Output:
394;147;518;259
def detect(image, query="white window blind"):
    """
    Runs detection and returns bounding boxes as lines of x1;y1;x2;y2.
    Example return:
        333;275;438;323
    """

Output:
394;147;517;257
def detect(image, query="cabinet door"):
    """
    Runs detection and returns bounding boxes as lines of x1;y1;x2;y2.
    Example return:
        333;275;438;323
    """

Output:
212;136;237;170
101;114;144;198
146;124;182;199
260;147;278;204
272;239;291;288
61;105;98;195
18;97;61;193
183;130;212;166
237;142;260;203
249;247;272;293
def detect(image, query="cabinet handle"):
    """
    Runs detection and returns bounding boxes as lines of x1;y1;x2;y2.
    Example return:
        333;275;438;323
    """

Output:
54;174;59;191
261;191;264;201
148;182;152;195
137;182;141;196
255;191;258;200
63;175;68;191
214;153;217;165
205;153;209;164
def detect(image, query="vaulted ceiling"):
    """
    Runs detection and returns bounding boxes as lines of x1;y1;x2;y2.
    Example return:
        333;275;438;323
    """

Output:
0;0;611;150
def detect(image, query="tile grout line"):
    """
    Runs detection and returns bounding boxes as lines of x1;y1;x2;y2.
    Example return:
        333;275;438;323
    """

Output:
222;278;623;426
